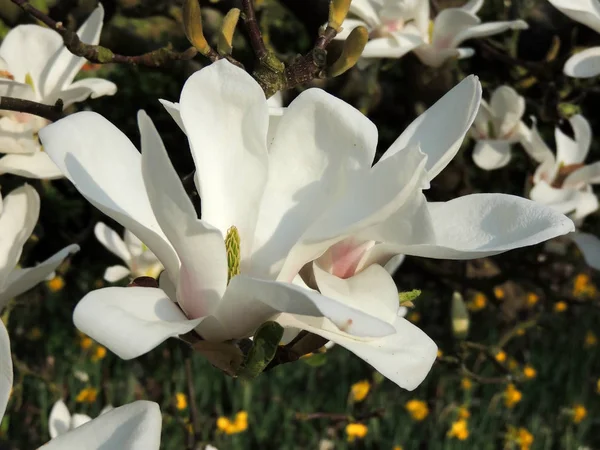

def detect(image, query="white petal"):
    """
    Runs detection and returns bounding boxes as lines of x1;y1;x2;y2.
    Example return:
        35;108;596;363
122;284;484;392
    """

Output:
70;414;92;429
103;265;131;283
519;119;555;164
555;114;591;165
564;47;600;78
94;222;131;263
547;0;600;34
0;244;79;308
335;19;369;41
278;312;437;391
489;85;525;138
0;117;38;154
564;161;600;186
382;75;481;180
179;60;269;260
202;274;396;342
158;100;185;132
0;151;64;179
0;79;37;101
361;33;424;59
529;181;582;214
400;193;575;259
41;5;105;98
461;0;484;14
0;25;62;93
432;8;480;48
412;45;463;67
0;320;12;421
383;254;405;274
252;88;377;278
450;20;528;49
73;287;202;360
39;111;180;280
570;231;600;270
0;185;39;292
572;189;599;223
48;78;117;108
349;0;381;28
472;140;512;170
40;401;162;450
138;111;227;319
49;400;71;438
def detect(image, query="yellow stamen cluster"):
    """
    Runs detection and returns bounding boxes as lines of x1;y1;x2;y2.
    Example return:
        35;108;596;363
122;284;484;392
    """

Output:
526;292;539;307
523;365;537;379
495;350;507;363
507;427;534;450
91;345;107;362
405;399;429;421
554;301;568;313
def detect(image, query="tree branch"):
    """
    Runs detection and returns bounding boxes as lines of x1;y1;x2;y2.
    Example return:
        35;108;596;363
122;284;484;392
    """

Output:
10;0;198;67
241;0;267;60
0;96;64;122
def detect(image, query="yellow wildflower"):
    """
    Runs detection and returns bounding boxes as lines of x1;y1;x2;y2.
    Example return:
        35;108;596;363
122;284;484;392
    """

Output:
437;349;443;358
80;336;93;350
461;378;473;391
495;350;507;363
407;311;420;323
447;418;469;440
91;346;107;362
405;399;429;421
523;365;536;379
457;407;470;419
504;384;522;408
494;286;505;299
584;331;597;347
572;404;587;424
573;273;597;297
393;447;403;450
345;423;368;442
234;411;248;430
75;387;98;403
554;301;568;313
526;292;539;307
175;392;187;410
468;292;487;311
350;380;371;402
47;276;65;292
216;417;232;433
216;410;248;434
517;428;534;450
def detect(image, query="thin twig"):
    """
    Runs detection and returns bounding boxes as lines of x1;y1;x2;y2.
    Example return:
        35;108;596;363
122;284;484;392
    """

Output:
184;356;200;449
0;96;64;122
11;0;198;67
241;0;267;60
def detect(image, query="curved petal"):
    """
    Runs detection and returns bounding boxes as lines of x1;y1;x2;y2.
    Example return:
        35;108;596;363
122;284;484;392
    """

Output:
361;33;425;58
572;189;599;223
70;413;92;429
41;4;105;98
564;161;600;186
555;114;591;165
251;88;378;278
179;60;269;261
547;0;600;34
202;274;396;342
399;193;575;259
39;111;180;280
472;140;512;170
278;311;437;391
0;117;38;155
519;119;555;164
349;0;381;28
73;287;202;360
462;0;484;14
0;185;39;291
564;47;600;78
47;78;117;108
139;111;227;319
0;244;79;309
335;19;369;40
49;400;71;438
432;8;480;48
158;100;185;132
0;151;64;179
382;75;481;180
0;79;37;101
0;321;12;420
529;181;582;214
413;45;464;67
489;85;525;138
40;401;162;450
0;25;62;93
94;222;131;263
104;265;132;283
570;231;600;270
450;20;529;49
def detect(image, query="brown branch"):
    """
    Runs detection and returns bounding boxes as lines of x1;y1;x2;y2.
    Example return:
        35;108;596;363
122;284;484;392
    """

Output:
184;357;200;450
11;0;198;67
241;0;267;60
0;96;64;122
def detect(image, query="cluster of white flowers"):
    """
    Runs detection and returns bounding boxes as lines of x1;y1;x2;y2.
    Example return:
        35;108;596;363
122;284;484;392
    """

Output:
0;0;598;448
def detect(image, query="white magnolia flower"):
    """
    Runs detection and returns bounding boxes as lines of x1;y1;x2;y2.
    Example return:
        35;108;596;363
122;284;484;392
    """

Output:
547;0;600;78
94;222;163;282
337;0;527;67
0;185;79;311
471;85;527;170
0;4;116;179
40;61;573;390
522;114;600;269
49;400;113;438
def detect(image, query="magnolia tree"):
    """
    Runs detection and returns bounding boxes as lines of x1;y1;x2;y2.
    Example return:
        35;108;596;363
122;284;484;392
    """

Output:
0;0;598;448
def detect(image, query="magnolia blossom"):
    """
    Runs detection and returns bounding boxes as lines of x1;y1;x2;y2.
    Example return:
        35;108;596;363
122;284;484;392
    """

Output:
547;0;600;78
49;400;113;438
94;222;163;282
471;85;527;170
40;61;573;390
337;0;527;67
0;185;79;310
0;4;116;179
522;114;600;269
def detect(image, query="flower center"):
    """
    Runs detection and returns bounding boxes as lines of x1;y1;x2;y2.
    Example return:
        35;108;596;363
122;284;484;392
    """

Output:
225;225;240;283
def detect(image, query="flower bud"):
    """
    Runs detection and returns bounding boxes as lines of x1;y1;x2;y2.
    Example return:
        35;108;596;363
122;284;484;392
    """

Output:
218;8;240;56
328;26;368;77
451;291;469;340
328;0;352;32
183;0;212;55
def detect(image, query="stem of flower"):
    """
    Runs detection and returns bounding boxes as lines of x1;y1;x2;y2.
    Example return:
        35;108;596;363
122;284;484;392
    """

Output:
0;96;64;122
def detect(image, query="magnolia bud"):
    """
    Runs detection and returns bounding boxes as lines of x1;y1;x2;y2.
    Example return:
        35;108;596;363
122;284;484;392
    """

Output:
328;26;368;77
218;8;240;56
328;0;352;32
183;0;212;55
451;291;470;340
